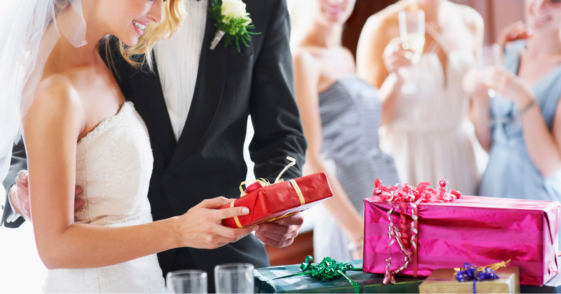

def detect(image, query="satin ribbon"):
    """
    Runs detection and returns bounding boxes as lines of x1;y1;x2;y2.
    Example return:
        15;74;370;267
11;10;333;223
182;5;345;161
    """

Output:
454;260;510;294
273;256;363;294
374;179;461;284
232;156;303;228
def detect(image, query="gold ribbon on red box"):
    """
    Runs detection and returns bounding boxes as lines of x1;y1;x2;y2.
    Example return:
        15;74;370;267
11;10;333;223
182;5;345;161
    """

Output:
220;156;333;228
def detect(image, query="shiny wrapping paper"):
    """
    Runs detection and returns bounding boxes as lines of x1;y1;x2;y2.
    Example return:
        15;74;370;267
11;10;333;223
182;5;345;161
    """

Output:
419;267;520;293
363;195;561;286
253;260;424;293
221;173;333;228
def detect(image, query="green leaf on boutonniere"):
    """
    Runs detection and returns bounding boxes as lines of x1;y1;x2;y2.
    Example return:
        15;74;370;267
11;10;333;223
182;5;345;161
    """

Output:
208;0;260;52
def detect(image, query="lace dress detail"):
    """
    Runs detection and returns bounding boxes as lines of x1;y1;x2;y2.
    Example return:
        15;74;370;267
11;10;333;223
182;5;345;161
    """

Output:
43;102;166;293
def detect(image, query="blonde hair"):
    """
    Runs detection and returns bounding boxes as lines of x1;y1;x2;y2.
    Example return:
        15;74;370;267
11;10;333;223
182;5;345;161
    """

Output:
105;0;186;71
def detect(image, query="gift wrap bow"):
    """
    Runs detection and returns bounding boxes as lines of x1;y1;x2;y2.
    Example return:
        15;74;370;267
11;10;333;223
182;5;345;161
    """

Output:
230;156;305;228
274;256;363;294
373;179;462;284
454;260;510;294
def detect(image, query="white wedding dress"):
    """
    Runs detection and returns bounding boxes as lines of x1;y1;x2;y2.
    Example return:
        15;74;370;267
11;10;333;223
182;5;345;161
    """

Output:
43;102;166;293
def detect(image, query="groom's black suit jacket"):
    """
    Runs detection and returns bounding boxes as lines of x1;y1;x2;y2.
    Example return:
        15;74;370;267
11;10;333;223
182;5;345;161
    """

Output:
2;0;306;288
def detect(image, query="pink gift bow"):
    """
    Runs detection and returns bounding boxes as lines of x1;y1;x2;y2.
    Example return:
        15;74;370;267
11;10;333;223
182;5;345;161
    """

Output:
373;179;462;283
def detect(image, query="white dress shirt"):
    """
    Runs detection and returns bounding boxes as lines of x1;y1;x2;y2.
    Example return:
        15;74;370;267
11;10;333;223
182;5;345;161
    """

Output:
154;0;208;141
5;0;209;224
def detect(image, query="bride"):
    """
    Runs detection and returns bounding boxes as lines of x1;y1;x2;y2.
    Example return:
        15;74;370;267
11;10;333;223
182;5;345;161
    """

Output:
0;0;257;292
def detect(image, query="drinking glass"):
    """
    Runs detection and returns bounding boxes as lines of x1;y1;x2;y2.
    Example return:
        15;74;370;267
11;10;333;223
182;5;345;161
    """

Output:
399;10;426;63
477;44;502;97
166;270;208;294
398;10;425;94
214;263;254;294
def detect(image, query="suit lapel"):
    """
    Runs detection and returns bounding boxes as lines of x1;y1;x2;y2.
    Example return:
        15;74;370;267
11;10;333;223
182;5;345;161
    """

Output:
168;11;229;170
128;58;177;158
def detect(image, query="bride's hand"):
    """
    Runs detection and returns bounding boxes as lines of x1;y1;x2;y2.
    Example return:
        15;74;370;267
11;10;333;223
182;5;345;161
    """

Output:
175;197;258;249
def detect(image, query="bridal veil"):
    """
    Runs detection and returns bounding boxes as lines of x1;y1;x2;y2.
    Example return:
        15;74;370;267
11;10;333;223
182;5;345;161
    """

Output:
0;0;87;194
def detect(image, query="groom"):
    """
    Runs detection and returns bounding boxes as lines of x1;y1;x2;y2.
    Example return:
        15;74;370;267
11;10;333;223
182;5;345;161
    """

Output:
2;0;307;290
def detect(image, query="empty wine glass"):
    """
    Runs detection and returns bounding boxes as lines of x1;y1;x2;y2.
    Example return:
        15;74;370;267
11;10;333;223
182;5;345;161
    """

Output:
398;10;425;94
214;263;254;294
477;44;502;97
166;270;208;293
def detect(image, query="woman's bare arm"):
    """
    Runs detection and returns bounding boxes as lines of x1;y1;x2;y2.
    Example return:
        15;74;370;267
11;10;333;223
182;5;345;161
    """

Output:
357;15;404;126
465;8;493;151
357;16;394;89
523;94;561;177
293;51;364;246
482;67;561;177
24;77;255;270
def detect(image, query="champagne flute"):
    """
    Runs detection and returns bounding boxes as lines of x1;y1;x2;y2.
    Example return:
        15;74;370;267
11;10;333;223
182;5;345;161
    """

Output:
398;10;425;94
166;270;208;294
477;44;502;97
214;263;254;294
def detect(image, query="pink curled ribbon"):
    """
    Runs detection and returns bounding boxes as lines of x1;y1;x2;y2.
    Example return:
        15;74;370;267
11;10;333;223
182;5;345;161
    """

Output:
373;179;461;284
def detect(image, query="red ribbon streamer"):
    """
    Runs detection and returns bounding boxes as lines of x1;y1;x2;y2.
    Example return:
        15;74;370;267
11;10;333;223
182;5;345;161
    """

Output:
373;179;461;282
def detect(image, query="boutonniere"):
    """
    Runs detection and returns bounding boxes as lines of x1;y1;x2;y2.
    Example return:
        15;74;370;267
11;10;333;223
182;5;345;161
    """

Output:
208;0;260;51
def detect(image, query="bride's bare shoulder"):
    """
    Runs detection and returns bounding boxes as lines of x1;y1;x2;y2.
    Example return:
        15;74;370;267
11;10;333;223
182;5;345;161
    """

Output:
25;75;84;132
35;75;82;111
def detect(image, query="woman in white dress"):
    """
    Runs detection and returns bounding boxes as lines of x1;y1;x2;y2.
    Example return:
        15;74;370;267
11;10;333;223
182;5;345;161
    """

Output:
0;0;257;292
356;0;484;194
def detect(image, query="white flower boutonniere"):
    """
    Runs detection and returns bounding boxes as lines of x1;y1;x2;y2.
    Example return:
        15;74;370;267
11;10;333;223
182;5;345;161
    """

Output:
208;0;260;51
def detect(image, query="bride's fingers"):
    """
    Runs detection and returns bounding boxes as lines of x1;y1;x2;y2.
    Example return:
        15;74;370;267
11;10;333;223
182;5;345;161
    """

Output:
197;196;232;209
214;206;250;221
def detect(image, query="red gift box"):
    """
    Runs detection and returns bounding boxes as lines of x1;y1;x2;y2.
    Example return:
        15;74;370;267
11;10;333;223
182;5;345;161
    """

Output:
220;172;333;228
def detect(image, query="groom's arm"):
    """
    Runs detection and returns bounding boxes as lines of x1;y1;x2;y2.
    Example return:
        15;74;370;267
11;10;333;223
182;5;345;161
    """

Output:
248;0;307;181
248;0;307;248
1;138;27;228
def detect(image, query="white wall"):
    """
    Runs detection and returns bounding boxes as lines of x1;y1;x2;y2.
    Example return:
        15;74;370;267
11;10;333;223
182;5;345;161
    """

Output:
0;223;47;293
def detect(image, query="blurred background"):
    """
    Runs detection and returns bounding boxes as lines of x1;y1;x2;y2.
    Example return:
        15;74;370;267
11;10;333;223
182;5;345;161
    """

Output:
0;0;526;292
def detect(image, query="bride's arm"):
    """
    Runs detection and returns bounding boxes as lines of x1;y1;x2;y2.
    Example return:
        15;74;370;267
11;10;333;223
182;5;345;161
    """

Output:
24;78;256;270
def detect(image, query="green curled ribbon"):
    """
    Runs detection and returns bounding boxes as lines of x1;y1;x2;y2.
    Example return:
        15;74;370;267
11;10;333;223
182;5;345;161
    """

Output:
274;256;363;294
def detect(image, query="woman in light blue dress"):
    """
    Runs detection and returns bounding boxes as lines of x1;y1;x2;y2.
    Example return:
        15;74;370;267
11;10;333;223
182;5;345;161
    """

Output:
464;0;561;203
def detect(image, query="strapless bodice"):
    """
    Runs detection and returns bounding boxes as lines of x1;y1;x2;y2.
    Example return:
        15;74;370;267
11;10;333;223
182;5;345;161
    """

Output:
74;102;154;227
44;102;165;293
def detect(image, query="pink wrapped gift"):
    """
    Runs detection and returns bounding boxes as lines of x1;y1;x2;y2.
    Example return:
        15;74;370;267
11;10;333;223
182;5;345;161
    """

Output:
364;190;561;286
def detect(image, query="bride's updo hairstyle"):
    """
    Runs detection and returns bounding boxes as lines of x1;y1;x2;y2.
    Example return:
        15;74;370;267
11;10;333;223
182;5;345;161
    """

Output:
107;0;186;70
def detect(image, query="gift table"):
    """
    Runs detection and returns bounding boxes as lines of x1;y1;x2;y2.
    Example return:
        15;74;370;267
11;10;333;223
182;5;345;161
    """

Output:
254;260;561;293
254;260;423;293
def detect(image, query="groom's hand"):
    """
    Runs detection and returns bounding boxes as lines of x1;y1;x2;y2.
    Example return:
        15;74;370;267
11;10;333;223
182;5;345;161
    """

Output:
255;214;304;248
9;170;84;219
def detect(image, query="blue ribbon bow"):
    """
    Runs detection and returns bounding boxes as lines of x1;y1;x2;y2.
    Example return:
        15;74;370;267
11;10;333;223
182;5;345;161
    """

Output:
455;260;510;294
